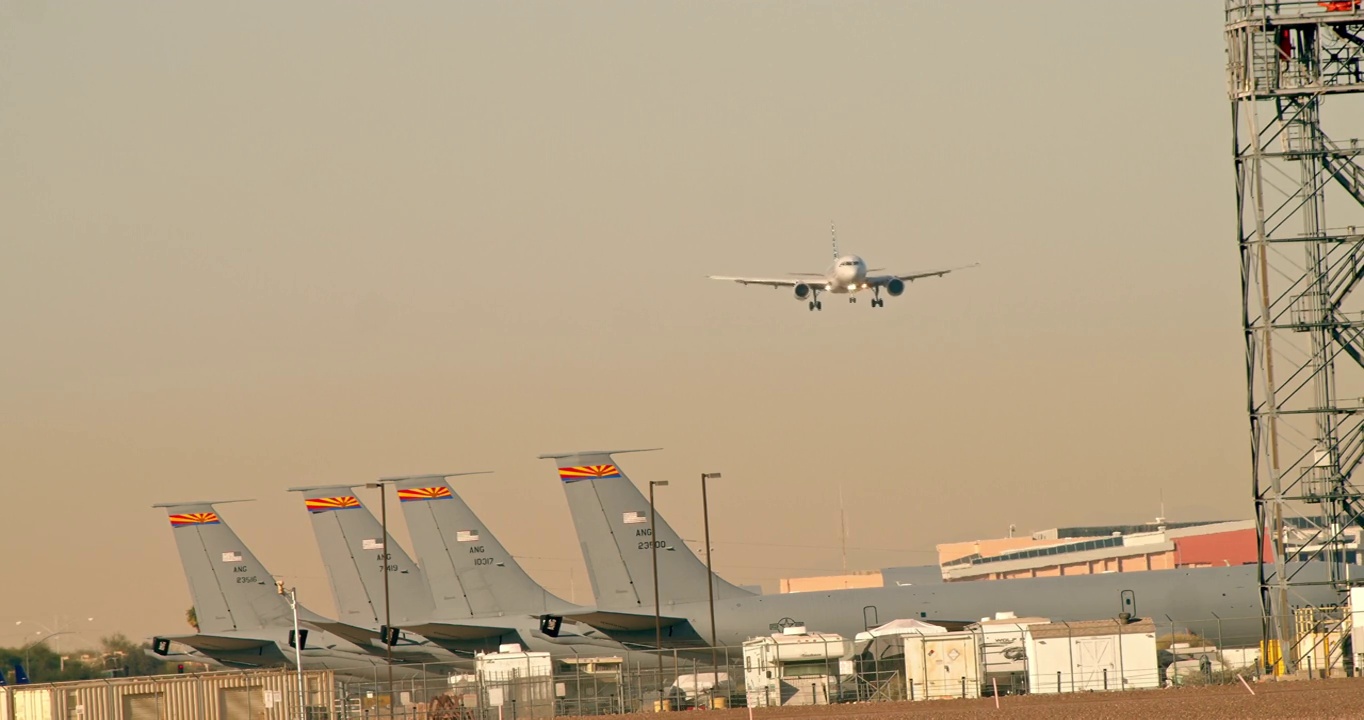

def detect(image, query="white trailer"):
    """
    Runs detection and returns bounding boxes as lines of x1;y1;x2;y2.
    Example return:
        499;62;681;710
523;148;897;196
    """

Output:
476;644;554;718
1025;618;1158;694
970;612;1051;695
743;626;853;708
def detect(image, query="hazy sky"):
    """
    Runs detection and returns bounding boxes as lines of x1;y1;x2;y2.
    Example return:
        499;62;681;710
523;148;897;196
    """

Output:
2;1;1249;646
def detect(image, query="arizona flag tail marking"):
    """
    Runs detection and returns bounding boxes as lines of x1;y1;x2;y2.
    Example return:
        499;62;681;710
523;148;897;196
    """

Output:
397;486;452;502
169;512;220;527
306;496;361;513
558;465;622;482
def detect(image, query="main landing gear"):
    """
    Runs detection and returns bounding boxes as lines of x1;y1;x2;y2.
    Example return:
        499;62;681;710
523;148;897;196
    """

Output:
870;288;884;308
808;289;823;311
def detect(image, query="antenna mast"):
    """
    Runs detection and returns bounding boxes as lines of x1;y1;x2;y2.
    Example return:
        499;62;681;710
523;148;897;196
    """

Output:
839;487;848;572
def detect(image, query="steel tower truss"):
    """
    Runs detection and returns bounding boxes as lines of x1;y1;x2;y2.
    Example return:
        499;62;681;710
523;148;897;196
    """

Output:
1228;0;1364;673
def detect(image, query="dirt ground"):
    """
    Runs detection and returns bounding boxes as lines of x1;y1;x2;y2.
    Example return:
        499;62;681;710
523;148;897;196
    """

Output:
559;677;1364;720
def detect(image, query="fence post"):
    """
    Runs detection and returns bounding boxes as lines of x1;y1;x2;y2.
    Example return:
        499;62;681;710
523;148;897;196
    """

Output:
1058;621;1069;695
1115;617;1125;691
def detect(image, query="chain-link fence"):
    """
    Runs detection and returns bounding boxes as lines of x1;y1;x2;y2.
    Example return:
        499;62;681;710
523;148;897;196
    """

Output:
326;609;1360;717
4;611;1360;720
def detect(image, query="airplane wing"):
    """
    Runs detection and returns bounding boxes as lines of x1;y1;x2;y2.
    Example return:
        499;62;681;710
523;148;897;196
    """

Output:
867;262;980;285
708;276;826;288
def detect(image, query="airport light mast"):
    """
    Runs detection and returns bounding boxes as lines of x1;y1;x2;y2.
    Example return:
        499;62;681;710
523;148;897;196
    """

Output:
648;480;669;690
700;472;722;689
364;480;394;717
275;582;305;720
1227;0;1364;674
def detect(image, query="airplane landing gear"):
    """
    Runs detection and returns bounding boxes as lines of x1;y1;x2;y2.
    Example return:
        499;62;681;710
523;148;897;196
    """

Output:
849;297;856;304
807;288;823;311
871;288;884;308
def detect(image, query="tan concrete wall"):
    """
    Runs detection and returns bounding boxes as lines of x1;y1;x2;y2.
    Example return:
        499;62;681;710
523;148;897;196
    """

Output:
779;571;884;593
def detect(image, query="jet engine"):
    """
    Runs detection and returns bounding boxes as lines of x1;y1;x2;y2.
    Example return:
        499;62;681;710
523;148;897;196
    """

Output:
885;278;906;297
793;283;812;300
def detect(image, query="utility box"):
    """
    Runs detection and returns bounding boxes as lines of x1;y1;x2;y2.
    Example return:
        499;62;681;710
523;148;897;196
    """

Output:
969;612;1051;695
743;626;853;708
476;644;555;718
1025;617;1158;694
903;631;982;700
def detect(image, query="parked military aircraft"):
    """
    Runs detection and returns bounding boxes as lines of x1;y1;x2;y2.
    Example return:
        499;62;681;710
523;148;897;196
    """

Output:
149;501;442;679
539;450;1341;650
289;479;634;660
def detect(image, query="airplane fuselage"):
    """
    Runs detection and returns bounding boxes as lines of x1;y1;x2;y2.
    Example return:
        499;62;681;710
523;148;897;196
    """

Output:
598;564;1340;652
823;254;868;294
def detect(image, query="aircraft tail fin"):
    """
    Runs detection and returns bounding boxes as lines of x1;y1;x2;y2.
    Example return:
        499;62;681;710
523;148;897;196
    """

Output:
389;473;576;617
287;486;436;627
831;220;839;260
541;450;754;611
151;501;293;634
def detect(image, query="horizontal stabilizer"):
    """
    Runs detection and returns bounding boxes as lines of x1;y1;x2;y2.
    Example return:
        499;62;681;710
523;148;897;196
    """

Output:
153;634;274;654
561;610;688;633
151;500;253;509
304;620;379;647
538;449;661;461
378;472;493;483
403;621;515;642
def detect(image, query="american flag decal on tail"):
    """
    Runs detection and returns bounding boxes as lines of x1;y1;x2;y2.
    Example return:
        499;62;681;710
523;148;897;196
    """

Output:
558;465;622;482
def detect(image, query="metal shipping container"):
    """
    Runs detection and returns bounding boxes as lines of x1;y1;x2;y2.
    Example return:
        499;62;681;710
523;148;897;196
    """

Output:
1;669;339;720
903;631;982;701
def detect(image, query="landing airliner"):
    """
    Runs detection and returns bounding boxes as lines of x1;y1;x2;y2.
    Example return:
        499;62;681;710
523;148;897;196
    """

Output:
709;224;976;311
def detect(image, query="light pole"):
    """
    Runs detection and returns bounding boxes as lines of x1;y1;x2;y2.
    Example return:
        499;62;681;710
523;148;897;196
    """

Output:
701;471;722;692
275;582;306;720
649;479;669;687
21;631;72;681
364;480;394;718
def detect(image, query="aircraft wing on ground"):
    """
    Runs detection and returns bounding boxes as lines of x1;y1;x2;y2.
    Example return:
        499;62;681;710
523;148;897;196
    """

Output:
869;262;980;285
708;276;824;288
